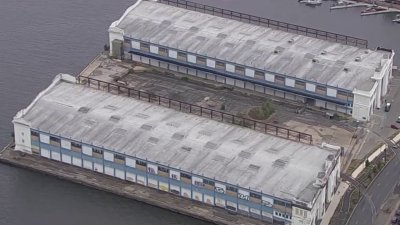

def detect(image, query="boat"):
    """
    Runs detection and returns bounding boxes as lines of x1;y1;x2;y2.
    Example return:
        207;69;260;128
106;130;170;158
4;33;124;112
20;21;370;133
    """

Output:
299;0;322;6
393;14;400;23
361;5;388;15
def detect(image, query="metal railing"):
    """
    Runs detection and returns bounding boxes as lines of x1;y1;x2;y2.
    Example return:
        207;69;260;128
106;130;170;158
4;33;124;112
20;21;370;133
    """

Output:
77;76;313;144
158;0;368;48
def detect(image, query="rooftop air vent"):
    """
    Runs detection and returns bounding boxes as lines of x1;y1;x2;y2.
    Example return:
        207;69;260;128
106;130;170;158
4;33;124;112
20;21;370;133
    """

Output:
321;50;327;55
196;36;206;41
112;128;127;135
78;107;90;113
245;40;256;46
172;133;185;141
217;33;228;39
224;42;235;48
288;38;295;44
239;151;252;159
109;115;121;123
134;113;149;119
343;67;350;72
204;141;219;150
189;26;199;32
166;122;181;128
148;137;159;144
355;56;362;62
364;50;369;54
161;20;172;26
312;58;319;63
141;124;153;131
248;164;260;171
181;146;192;152
274;46;285;54
273;158;289;168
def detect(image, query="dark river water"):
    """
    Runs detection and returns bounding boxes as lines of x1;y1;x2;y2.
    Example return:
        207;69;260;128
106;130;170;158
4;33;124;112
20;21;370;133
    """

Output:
0;0;399;224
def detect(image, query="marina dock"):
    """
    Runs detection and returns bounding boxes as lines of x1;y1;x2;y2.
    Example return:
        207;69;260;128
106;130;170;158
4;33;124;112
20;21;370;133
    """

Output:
330;0;400;15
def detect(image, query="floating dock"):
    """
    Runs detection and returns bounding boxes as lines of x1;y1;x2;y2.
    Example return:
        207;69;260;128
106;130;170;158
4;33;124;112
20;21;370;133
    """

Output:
330;1;369;10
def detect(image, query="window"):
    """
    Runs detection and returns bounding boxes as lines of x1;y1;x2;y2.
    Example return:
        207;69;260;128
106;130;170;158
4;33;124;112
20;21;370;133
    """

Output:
216;61;225;70
194;180;204;187
235;66;245;75
295;80;305;86
203;179;215;186
31;131;39;137
158;166;169;173
171;174;178;180
136;160;147;167
196;56;206;65
159;47;168;56
114;154;125;161
140;42;150;51
71;142;81;149
274;200;286;206
93;148;103;155
124;38;130;43
226;186;238;193
250;192;261;199
255;71;264;80
275;76;285;82
50;136;60;143
316;85;327;92
177;52;187;61
181;172;192;180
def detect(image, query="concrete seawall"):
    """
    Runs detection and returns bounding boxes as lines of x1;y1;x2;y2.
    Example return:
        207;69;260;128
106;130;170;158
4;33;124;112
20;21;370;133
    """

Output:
0;144;267;225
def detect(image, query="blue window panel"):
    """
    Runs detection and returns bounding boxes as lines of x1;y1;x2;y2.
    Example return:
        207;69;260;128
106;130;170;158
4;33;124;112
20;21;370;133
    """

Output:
103;160;124;170
215;192;237;202
91;157;103;164
158;176;169;183
126;167;138;173
192;186;214;196
135;169;147;176
40;143;60;152
262;205;273;213
169;179;181;186
62;149;81;158
148;174;159;180
82;154;92;161
104;161;116;168
31;140;40;147
244;201;262;210
180;182;191;189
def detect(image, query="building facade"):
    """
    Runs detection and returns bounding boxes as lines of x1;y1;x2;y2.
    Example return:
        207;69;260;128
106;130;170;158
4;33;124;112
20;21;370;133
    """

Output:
13;74;341;225
109;0;394;121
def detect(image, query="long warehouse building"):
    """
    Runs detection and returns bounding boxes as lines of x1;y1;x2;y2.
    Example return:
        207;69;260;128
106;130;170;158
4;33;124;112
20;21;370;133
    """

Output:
13;74;341;225
109;0;394;121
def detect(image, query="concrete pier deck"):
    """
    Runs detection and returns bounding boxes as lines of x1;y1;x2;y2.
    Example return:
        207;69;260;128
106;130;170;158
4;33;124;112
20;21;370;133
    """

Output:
0;143;267;225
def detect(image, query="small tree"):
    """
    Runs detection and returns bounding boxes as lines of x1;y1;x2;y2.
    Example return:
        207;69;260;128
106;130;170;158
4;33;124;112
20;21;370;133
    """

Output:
365;159;370;168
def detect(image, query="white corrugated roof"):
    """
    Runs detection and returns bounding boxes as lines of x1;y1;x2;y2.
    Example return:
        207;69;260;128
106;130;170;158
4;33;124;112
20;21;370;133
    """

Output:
114;0;392;91
17;74;339;204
